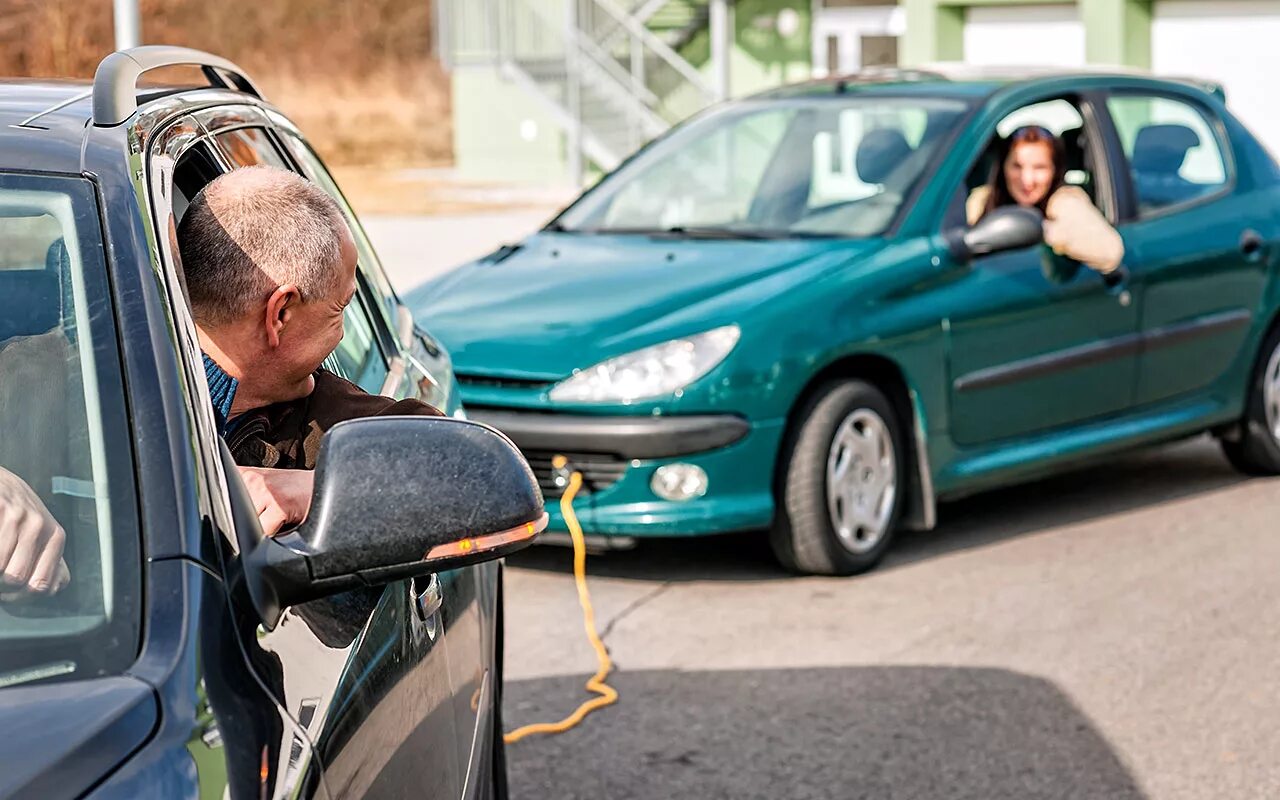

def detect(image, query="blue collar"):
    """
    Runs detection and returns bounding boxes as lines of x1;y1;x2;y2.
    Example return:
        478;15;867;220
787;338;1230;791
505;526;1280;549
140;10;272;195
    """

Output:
203;353;239;437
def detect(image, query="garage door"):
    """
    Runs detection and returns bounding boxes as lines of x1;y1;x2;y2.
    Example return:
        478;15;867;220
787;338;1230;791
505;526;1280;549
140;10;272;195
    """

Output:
1153;0;1280;159
963;4;1085;68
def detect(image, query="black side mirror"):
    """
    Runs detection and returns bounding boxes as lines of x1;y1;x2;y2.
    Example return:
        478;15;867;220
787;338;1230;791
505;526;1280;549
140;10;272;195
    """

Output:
947;205;1045;261
225;417;545;628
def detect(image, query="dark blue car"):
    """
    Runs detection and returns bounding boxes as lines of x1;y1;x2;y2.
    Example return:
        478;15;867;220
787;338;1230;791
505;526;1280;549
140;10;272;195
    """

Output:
0;47;543;799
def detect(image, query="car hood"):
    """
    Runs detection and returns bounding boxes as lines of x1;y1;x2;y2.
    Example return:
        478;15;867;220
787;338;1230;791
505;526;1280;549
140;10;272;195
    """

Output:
406;232;884;381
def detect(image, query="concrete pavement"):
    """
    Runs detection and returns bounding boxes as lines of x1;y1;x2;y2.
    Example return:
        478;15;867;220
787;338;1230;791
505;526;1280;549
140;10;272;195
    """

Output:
362;210;556;293
501;437;1280;799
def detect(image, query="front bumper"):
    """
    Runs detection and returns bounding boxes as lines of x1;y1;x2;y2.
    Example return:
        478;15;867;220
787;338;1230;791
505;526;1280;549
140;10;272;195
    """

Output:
468;409;784;537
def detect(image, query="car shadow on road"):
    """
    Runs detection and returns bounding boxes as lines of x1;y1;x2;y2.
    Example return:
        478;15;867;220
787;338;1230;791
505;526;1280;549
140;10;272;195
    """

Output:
504;665;1146;800
506;437;1253;582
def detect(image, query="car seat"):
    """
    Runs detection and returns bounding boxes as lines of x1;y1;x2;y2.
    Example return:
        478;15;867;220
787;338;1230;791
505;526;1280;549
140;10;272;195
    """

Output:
1130;123;1202;210
855;128;914;185
0;270;60;343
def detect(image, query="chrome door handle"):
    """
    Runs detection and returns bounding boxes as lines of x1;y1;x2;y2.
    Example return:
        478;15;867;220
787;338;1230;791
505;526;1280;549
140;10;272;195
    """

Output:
412;573;443;621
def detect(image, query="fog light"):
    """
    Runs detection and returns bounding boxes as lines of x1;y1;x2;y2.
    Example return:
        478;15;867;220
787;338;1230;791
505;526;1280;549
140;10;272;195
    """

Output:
651;463;708;502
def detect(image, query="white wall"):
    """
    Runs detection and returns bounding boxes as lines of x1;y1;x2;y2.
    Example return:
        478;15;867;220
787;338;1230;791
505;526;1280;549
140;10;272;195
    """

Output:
810;4;906;75
962;4;1086;68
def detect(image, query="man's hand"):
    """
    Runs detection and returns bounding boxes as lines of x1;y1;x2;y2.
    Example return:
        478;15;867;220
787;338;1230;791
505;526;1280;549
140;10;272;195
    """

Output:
237;466;314;537
0;467;70;600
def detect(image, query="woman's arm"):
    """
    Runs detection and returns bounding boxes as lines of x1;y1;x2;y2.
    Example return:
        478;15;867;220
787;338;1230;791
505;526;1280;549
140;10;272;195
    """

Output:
1043;186;1125;274
965;186;991;226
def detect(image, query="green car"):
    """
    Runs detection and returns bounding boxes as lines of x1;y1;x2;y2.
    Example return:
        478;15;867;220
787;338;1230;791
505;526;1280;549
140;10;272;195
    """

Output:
407;68;1280;575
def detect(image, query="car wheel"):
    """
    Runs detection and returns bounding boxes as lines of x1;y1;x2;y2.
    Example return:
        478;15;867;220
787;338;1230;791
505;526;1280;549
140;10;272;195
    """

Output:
1222;325;1280;475
770;380;906;576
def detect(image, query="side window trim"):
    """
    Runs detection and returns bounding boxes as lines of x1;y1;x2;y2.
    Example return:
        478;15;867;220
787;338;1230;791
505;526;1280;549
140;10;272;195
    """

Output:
1105;88;1237;224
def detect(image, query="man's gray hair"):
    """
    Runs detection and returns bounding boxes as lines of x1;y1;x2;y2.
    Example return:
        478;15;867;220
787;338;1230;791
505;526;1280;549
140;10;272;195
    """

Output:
178;165;350;325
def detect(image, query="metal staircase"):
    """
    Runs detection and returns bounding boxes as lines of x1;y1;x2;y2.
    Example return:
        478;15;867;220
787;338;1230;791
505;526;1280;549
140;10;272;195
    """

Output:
437;0;720;174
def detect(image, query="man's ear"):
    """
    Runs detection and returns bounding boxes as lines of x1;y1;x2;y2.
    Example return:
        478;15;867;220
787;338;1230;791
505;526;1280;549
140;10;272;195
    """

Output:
263;284;302;349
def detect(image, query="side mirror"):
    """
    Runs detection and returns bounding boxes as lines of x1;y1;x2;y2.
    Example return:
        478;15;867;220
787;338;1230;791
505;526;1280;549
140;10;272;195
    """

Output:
947;205;1044;261
226;417;546;628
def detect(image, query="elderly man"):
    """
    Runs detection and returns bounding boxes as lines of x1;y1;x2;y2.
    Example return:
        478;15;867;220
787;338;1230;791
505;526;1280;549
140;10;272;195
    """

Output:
178;165;440;535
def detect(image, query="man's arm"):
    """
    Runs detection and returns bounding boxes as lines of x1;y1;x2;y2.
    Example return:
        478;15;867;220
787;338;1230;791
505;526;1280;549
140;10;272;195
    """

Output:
0;467;70;599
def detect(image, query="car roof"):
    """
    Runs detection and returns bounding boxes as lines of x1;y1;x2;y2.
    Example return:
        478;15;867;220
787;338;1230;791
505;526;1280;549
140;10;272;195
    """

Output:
752;64;1225;102
0;80;94;131
0;77;266;173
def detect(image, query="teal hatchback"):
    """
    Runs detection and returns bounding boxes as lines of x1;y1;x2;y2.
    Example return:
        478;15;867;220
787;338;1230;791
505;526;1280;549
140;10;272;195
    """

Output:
408;68;1280;575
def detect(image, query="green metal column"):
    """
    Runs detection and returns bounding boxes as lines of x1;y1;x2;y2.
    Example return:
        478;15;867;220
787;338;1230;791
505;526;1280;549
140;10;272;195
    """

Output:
902;0;964;66
900;0;1151;69
1080;0;1151;68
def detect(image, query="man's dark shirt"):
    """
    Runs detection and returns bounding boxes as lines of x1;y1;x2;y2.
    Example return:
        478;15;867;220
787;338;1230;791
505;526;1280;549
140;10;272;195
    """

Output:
226;369;443;469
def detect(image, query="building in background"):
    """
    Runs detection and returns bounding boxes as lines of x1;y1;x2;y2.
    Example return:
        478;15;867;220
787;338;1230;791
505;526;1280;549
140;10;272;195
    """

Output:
436;0;1280;184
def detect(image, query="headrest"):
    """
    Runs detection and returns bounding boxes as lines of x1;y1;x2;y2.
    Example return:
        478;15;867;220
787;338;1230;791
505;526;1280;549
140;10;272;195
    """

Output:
856;128;913;185
1132;124;1201;175
0;270;60;342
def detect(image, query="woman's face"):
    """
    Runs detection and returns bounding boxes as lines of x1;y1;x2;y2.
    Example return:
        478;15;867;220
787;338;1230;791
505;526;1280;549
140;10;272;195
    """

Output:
1003;140;1056;207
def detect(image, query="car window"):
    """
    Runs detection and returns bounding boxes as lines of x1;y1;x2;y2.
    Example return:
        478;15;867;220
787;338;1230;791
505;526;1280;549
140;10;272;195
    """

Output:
601;107;790;230
325;288;387;392
214;127;292;171
556;97;970;238
1107;94;1228;216
275;134;402;338
214;127;390;391
0;173;140;688
950;96;1109;228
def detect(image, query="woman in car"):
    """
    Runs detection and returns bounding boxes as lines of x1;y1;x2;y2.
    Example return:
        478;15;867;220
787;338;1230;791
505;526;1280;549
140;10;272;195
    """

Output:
967;124;1124;275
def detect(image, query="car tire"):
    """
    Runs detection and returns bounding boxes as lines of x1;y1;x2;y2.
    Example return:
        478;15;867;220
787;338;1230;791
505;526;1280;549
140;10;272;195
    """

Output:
1222;325;1280;475
770;380;906;576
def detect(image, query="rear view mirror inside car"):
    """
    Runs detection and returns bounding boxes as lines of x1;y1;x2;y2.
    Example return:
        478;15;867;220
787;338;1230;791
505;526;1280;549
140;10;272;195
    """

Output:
224;417;545;628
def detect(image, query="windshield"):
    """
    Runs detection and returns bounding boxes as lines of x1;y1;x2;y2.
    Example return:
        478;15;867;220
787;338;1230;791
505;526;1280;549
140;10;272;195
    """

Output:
555;96;970;238
0;173;139;688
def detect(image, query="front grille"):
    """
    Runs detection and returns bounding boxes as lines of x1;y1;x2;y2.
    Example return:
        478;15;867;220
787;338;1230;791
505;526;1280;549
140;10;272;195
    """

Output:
523;450;629;498
456;373;552;390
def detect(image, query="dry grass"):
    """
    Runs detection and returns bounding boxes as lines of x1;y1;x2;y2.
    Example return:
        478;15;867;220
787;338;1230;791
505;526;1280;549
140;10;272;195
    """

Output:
0;0;452;168
268;67;452;167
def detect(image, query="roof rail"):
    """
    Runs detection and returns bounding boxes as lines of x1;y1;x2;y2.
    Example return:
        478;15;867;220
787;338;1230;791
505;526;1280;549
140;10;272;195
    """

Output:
92;45;263;127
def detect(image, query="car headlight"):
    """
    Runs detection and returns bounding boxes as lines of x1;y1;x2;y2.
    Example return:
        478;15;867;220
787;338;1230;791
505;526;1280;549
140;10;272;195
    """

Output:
548;325;740;404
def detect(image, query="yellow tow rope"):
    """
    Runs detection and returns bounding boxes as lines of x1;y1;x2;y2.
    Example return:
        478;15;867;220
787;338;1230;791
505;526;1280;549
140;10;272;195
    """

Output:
503;456;619;743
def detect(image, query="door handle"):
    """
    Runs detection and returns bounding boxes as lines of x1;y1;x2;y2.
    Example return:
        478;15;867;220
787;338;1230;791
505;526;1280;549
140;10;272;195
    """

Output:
1100;264;1133;307
1241;229;1266;260
411;573;443;621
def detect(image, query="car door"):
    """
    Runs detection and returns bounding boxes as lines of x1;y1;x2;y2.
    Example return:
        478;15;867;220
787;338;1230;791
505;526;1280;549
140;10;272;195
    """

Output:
268;126;498;795
1104;90;1270;406
943;95;1140;447
193;109;467;799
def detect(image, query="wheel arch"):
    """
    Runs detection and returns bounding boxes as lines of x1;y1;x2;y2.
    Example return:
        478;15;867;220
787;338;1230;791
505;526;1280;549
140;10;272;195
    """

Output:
777;353;936;531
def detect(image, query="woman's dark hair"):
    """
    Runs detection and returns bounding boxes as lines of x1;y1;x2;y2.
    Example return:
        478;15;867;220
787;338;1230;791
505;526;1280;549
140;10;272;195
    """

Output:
982;125;1067;218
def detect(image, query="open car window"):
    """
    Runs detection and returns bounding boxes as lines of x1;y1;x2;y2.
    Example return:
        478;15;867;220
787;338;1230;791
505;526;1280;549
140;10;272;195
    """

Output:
171;125;390;392
948;96;1112;228
0;173;140;688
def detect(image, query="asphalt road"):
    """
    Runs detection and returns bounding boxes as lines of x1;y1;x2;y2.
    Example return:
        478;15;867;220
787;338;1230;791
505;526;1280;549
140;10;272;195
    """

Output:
500;436;1280;799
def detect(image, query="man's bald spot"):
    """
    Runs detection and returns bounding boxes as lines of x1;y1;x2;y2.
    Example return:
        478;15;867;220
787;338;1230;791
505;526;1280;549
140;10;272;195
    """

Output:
178;165;350;325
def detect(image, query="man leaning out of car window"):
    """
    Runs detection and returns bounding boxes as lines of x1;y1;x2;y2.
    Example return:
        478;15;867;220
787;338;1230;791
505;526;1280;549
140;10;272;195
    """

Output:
177;165;442;536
